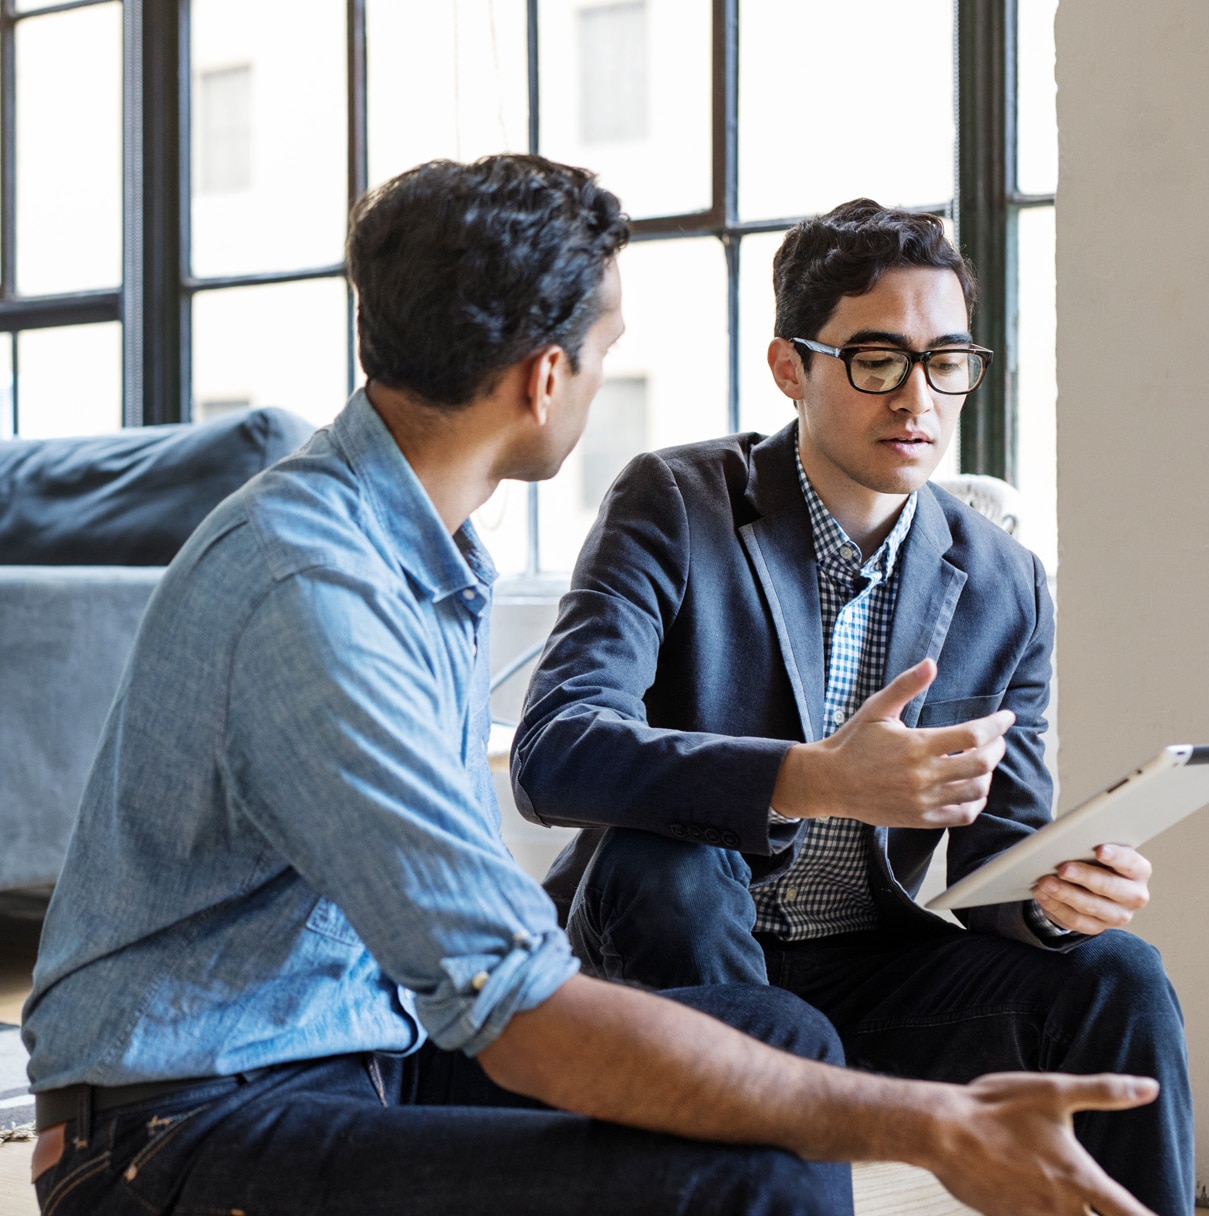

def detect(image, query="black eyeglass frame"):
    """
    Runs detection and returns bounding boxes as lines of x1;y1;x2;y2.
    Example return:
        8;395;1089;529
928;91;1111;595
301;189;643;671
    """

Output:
791;338;994;395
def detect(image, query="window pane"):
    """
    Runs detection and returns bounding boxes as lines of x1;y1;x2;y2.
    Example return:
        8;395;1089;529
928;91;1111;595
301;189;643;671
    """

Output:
1016;205;1056;574
738;230;790;437
472;480;530;579
0;338;12;439
367;0;529;184
538;0;711;219
535;237;727;572
18;323;121;438
1017;0;1058;195
16;5;122;294
190;0;348;278
192;279;349;427
739;0;954;220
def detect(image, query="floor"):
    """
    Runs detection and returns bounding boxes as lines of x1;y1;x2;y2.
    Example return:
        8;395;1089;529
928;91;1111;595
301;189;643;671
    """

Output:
0;889;973;1216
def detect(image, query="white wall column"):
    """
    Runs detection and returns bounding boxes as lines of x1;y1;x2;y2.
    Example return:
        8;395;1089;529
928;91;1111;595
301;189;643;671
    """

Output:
1056;0;1209;1196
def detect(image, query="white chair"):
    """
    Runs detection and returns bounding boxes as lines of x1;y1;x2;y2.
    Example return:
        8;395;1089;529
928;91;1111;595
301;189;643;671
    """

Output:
933;473;1023;537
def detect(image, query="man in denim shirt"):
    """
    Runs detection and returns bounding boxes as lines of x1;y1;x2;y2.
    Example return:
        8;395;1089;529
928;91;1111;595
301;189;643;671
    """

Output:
22;157;1161;1216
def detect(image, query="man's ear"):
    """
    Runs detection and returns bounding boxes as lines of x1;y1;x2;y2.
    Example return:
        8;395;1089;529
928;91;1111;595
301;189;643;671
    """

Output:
524;344;566;425
768;338;807;402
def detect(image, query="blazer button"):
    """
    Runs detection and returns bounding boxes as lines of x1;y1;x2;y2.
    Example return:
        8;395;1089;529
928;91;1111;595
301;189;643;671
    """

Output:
721;830;740;847
688;825;703;840
670;823;687;838
704;827;721;844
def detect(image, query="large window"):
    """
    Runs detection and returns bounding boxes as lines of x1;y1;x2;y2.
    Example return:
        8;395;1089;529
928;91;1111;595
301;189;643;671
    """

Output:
3;0;1057;572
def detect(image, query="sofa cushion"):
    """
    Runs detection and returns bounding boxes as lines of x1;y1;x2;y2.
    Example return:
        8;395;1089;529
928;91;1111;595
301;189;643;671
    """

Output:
0;407;315;565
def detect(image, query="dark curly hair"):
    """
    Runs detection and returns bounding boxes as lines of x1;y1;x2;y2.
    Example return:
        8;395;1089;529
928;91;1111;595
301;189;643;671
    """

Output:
772;199;978;368
347;154;629;407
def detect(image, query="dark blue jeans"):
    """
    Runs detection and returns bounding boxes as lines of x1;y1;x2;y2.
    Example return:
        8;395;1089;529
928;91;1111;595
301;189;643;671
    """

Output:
34;984;852;1216
568;829;1195;1216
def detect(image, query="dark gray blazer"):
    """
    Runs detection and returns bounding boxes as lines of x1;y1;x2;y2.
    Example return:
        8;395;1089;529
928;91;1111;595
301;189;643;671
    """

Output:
511;422;1057;946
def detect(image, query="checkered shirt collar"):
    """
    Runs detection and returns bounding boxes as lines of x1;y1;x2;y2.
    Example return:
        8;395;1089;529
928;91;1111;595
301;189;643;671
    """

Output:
793;440;917;586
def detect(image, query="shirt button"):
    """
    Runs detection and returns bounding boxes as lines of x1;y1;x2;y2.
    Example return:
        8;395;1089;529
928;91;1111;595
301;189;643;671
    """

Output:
840;544;858;562
785;886;799;901
471;970;489;992
512;930;534;948
832;709;846;726
462;588;476;601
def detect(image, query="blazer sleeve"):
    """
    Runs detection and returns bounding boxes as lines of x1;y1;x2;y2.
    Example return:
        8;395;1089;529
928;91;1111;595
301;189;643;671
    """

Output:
510;450;794;856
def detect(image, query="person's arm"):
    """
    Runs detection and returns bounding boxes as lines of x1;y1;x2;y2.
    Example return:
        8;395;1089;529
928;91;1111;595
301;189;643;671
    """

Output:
478;973;1158;1216
512;449;794;856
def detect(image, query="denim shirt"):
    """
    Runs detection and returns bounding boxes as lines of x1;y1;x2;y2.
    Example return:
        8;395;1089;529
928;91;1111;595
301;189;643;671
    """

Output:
22;390;577;1090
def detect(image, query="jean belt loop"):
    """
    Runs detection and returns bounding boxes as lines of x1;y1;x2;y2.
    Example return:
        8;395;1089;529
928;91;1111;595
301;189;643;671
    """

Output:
74;1085;92;1149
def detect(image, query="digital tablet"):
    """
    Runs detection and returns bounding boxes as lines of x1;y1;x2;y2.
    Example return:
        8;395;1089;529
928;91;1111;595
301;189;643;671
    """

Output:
926;744;1209;911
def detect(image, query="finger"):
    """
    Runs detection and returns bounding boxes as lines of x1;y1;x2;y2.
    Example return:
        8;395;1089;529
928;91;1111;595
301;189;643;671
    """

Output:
1032;882;1132;933
920;769;995;812
922;709;1016;756
1094;843;1152;882
1083;1167;1162;1216
932;735;1008;782
989;1070;1160;1113
921;799;987;828
859;658;937;722
1050;862;1149;910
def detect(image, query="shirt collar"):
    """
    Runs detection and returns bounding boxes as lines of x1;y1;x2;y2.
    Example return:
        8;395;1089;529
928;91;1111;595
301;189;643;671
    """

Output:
328;388;497;605
793;439;917;583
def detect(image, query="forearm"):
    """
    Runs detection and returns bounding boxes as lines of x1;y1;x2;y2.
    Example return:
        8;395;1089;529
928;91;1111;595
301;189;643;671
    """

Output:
478;973;946;1166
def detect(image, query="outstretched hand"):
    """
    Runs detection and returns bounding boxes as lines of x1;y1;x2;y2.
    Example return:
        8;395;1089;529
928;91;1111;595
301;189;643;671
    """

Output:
926;1071;1160;1216
771;657;1015;827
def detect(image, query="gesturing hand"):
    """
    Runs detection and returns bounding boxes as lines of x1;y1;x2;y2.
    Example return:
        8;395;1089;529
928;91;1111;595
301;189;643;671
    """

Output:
770;657;1016;827
927;1071;1159;1216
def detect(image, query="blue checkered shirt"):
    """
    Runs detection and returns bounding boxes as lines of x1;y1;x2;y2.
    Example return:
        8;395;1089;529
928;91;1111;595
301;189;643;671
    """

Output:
751;450;917;940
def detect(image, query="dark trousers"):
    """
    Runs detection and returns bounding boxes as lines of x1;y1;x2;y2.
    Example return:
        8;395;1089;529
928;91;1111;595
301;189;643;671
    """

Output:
34;984;852;1216
568;828;1195;1216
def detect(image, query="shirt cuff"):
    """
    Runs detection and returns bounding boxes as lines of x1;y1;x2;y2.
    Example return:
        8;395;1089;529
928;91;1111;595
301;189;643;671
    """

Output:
1024;899;1076;940
414;926;580;1057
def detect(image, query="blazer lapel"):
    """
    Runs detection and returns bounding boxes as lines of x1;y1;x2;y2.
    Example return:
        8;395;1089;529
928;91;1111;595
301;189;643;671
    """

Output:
884;485;967;727
737;425;825;743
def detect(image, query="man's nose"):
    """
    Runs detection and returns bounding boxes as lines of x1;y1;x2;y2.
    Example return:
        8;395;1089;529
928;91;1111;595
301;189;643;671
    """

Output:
892;362;934;414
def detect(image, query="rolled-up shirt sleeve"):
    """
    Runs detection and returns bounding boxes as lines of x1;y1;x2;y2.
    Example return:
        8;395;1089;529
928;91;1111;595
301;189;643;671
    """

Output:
224;563;578;1057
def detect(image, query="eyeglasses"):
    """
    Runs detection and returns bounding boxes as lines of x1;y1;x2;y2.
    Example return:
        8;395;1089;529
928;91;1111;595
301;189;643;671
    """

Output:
791;338;993;395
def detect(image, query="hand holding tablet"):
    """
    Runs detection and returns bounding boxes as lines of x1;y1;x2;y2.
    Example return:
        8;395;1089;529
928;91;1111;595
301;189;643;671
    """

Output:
926;745;1209;911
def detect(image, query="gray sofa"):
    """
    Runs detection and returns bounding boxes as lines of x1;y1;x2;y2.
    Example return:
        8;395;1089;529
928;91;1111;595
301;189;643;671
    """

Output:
0;408;315;891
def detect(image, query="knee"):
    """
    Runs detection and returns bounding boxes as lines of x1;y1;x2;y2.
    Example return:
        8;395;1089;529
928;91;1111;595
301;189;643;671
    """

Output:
582;827;751;909
668;983;846;1068
1070;930;1170;991
704;1148;852;1216
1063;930;1184;1030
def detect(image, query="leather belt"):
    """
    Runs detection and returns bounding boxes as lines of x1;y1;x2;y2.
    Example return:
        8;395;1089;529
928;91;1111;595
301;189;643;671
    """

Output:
32;1071;270;1185
35;1073;255;1132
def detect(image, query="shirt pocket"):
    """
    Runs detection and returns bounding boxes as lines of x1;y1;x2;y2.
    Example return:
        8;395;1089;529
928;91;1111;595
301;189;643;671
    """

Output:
305;896;364;947
917;692;1005;727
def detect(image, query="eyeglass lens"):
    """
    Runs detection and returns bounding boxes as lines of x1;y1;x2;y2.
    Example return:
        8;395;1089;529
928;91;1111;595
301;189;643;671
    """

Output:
848;349;985;394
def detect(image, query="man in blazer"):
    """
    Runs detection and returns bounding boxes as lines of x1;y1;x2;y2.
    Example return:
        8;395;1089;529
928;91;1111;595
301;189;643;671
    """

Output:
511;200;1191;1215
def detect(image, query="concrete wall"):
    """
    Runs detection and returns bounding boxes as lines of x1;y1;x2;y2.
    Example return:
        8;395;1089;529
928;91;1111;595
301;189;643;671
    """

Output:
1055;1;1209;1196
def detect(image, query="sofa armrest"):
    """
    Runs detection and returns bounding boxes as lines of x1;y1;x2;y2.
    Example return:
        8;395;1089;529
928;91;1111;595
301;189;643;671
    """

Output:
0;567;162;890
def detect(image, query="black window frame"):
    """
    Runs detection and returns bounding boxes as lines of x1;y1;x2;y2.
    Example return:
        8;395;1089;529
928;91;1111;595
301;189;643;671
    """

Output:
1;0;1054;542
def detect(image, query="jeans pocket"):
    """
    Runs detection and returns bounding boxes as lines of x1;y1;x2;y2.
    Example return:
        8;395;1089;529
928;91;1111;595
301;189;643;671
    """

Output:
38;1145;113;1216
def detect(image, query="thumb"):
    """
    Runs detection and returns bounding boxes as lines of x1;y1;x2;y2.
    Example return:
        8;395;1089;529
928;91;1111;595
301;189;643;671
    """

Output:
858;658;937;722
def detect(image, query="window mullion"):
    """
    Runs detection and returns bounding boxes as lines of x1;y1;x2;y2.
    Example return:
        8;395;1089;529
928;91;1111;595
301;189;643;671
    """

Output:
956;0;1015;482
124;0;185;427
